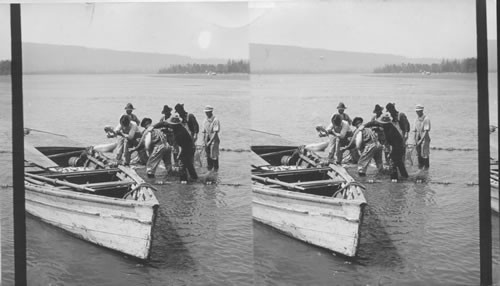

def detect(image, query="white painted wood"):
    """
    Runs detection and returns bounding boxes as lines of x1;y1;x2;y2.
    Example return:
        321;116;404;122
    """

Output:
252;183;366;257
492;178;498;213
24;178;159;260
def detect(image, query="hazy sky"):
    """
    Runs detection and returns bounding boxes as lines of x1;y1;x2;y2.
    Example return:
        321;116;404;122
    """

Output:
0;1;497;60
250;0;497;59
0;2;249;60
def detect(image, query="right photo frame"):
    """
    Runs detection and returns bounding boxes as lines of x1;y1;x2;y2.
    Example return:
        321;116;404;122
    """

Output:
249;0;498;285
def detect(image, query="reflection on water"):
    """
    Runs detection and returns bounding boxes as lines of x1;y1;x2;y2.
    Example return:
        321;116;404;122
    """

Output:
1;74;253;285
252;73;499;285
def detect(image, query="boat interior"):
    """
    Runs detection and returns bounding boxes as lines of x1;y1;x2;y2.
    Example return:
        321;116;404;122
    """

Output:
36;146;112;169
26;167;138;199
252;145;346;197
25;146;136;199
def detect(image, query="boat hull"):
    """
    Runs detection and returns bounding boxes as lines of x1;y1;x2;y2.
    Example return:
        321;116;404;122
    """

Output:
25;183;158;260
252;184;366;257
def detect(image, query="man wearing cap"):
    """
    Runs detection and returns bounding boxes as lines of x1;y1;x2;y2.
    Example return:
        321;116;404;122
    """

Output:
342;117;383;176
108;114;142;165
131;118;172;178
336;102;352;125
156;114;198;182
323;114;358;164
175;103;199;143
414;104;431;170
202;105;220;171
124;103;141;126
365;113;408;180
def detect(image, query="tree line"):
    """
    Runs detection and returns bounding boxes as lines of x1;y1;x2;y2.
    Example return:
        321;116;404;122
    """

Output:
373;58;477;73
0;60;10;75
159;59;250;74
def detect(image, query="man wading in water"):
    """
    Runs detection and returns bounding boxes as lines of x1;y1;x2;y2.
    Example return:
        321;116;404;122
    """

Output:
202;105;220;172
131;118;172;178
342;117;383;177
156;114;198;183
414;104;431;170
365;113;408;181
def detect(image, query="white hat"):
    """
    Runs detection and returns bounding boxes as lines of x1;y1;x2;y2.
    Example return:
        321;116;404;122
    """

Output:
204;105;214;112
415;104;424;111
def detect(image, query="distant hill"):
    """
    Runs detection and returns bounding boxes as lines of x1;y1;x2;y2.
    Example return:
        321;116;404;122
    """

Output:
250;43;496;73
22;42;229;74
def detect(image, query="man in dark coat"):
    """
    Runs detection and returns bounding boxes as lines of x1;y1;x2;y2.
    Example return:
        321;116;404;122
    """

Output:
157;114;198;182
365;113;409;180
175;103;199;143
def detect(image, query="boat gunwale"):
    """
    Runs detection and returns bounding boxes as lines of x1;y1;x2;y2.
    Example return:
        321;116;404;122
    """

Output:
252;183;366;207
25;181;159;208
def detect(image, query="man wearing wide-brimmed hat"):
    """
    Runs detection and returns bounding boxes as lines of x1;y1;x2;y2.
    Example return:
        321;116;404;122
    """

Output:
124;103;141;126
414;104;431;170
335;102;352;125
159;114;198;182
365;113;408;180
371;104;384;122
202;105;220;171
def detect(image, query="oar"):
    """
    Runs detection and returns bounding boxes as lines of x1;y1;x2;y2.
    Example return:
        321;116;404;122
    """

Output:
25;172;95;193
249;129;281;137
252;174;305;191
25;128;67;137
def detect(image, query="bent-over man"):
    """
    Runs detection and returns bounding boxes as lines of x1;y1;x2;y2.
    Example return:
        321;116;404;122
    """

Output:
342;117;383;176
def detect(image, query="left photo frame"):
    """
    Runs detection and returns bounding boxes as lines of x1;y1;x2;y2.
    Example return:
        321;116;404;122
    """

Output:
2;3;253;285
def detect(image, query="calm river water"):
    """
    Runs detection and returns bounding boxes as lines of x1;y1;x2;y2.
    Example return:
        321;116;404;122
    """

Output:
0;74;253;285
251;73;499;285
1;73;499;285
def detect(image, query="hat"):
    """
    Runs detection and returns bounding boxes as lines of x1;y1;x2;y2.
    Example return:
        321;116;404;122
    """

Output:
174;103;185;113
204;105;214;112
161;105;172;114
415;104;424;111
337;102;347;109
140;117;152;128
376;113;392;124
352;117;363;126
124;103;135;110
373;104;383;113
386;102;395;111
166;114;183;125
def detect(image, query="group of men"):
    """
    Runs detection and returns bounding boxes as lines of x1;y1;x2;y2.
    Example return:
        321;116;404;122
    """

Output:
308;102;431;181
106;102;221;183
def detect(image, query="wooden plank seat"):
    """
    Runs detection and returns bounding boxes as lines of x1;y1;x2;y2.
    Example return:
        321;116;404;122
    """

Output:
41;168;121;178
253;167;331;177
83;180;134;189
293;179;344;186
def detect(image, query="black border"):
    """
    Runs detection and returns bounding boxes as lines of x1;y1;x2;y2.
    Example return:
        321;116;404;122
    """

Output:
476;0;492;285
7;1;497;285
10;3;27;286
